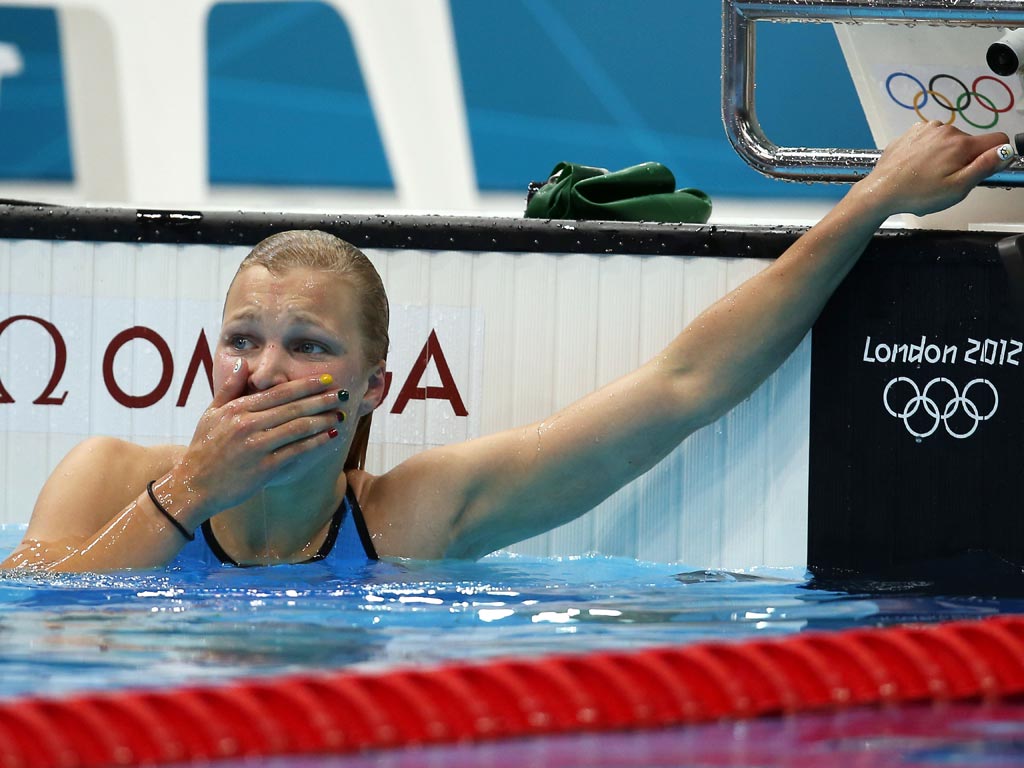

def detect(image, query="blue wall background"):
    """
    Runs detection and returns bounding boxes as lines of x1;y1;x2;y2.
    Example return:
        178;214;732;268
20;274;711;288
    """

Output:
0;8;71;181
0;1;871;199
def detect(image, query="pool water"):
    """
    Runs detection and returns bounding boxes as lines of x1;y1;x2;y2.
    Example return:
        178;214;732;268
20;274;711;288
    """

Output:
1;525;1023;702
5;524;1024;767
198;703;1024;768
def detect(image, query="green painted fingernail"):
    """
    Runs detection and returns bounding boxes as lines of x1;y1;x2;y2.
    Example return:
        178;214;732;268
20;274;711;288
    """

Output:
338;390;349;402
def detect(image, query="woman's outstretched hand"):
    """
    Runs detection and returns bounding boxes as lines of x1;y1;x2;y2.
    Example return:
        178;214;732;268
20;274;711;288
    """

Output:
167;362;346;520
861;121;1013;218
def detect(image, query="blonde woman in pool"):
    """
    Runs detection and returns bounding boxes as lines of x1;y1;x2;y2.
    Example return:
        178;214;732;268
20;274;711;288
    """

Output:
1;121;1016;572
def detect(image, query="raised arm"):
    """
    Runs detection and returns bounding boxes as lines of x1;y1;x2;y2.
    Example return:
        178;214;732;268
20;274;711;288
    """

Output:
373;122;1013;560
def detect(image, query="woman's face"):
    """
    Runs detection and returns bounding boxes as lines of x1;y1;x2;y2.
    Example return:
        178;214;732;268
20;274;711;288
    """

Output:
217;266;384;416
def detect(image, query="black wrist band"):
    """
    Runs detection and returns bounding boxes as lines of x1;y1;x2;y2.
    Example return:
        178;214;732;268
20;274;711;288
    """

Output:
146;480;195;542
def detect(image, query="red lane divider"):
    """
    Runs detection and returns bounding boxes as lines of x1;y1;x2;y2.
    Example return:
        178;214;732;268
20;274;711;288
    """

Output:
2;615;1024;768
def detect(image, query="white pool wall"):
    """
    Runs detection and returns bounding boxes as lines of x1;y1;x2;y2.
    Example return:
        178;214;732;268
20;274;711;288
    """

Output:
0;236;809;570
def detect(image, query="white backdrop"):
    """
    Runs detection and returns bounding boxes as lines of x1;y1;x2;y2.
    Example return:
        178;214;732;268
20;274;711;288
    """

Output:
0;239;810;568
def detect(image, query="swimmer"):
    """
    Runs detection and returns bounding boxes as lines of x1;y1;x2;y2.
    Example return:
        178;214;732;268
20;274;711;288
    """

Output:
1;121;1016;572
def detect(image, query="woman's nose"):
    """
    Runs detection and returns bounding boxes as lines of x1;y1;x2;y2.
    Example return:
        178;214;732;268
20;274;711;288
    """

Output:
247;345;290;390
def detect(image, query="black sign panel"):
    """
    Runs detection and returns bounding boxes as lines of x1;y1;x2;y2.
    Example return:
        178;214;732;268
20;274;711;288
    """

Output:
809;230;1024;588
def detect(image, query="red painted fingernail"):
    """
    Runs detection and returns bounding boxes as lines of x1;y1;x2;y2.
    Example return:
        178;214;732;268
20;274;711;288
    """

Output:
328;428;339;439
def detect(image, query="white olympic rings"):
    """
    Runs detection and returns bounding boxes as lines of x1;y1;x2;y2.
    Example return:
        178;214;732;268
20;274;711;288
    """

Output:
883;376;999;440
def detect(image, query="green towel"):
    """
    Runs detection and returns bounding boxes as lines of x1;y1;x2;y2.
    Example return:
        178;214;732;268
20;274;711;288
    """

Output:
525;161;712;224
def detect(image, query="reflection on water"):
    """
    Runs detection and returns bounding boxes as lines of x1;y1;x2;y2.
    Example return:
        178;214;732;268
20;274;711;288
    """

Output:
0;527;1022;700
204;702;1024;768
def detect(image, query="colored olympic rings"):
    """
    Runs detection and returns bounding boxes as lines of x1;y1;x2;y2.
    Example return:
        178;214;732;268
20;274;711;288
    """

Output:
885;72;1015;128
883;376;998;440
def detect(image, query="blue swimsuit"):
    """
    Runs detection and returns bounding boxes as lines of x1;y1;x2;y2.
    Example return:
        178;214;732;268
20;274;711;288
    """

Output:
169;485;378;569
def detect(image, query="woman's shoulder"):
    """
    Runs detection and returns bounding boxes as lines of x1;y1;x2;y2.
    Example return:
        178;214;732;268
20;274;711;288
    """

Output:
26;437;185;542
344;447;477;559
30;438;184;528
61;436;183;478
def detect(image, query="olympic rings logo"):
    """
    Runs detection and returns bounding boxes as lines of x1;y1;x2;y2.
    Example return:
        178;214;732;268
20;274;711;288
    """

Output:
885;72;1015;129
883;376;998;440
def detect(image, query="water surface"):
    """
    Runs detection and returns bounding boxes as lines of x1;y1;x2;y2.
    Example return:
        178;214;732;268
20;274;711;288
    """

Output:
2;525;1022;700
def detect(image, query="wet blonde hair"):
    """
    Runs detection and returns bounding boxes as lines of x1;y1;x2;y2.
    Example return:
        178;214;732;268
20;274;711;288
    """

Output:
236;230;389;471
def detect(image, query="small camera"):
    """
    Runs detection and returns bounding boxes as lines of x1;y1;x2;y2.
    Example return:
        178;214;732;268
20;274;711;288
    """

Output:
987;28;1024;76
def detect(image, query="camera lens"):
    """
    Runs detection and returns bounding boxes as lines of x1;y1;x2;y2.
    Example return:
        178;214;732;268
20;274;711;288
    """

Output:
987;43;1021;76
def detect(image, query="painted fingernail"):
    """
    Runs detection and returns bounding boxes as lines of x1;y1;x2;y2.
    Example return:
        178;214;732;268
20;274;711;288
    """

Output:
233;358;242;374
319;374;334;385
997;143;1017;165
328;428;339;439
337;411;346;422
337;389;349;402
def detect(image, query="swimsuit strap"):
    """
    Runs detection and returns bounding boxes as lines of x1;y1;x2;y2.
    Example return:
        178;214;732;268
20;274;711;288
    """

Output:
303;490;347;563
200;488;369;567
346;483;379;561
199;518;238;567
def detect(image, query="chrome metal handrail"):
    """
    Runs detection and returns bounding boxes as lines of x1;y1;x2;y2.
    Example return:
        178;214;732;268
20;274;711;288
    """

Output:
722;0;1024;185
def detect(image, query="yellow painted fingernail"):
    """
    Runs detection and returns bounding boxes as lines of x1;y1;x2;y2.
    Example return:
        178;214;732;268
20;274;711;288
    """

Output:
319;374;334;385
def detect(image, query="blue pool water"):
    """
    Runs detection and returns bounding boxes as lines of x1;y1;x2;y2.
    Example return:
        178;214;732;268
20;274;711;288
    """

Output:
5;524;1024;767
2;525;1023;702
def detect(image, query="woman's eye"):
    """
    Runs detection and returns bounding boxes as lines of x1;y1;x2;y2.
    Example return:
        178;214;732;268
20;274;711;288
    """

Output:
228;336;252;351
297;341;328;355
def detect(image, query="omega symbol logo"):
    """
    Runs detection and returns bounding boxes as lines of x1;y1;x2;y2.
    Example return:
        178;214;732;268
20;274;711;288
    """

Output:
883;376;999;440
